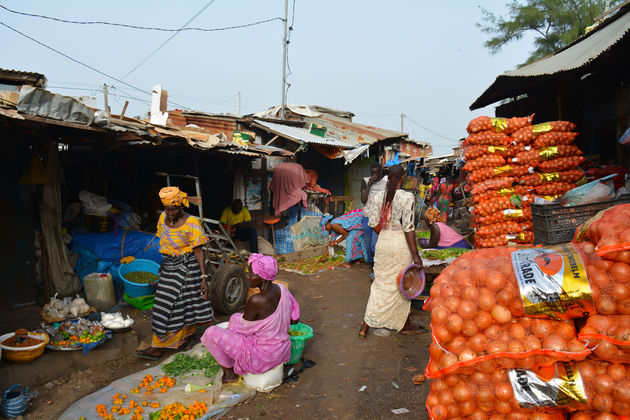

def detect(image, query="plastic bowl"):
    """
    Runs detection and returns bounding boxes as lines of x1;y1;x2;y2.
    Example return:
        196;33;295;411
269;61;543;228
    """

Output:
118;259;160;298
0;332;49;364
397;264;426;300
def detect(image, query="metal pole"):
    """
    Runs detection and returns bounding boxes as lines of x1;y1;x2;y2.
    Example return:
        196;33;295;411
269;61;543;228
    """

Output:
280;0;288;119
103;84;110;126
400;113;404;132
238;91;241;117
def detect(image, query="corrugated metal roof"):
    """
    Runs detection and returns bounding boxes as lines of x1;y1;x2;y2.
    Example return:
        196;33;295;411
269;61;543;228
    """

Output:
252;119;357;148
470;6;630;109
0;68;47;87
304;114;407;145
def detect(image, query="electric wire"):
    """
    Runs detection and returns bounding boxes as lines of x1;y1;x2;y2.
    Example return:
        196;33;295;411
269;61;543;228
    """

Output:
0;21;192;110
404;115;459;142
116;0;217;82
0;5;282;33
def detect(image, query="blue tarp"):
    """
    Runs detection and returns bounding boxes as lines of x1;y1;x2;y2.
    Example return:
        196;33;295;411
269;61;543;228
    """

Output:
72;231;162;298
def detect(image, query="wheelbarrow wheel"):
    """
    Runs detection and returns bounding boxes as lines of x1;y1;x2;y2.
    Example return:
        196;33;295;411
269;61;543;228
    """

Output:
210;263;247;315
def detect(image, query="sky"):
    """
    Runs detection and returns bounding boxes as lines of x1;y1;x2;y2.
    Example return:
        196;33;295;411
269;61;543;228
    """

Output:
1;0;537;156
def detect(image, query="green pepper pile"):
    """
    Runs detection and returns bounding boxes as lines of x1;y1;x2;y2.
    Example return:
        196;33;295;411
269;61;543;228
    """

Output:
421;247;470;261
125;271;159;284
161;353;220;378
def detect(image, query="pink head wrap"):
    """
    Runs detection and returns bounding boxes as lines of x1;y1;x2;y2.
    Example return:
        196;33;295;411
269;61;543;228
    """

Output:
248;253;278;281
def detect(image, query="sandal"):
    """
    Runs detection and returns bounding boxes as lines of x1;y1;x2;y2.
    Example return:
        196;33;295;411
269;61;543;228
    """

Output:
134;348;160;361
400;326;428;336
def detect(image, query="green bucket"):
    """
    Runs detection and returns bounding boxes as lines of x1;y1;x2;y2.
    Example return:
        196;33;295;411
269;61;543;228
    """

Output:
287;323;314;364
123;291;154;310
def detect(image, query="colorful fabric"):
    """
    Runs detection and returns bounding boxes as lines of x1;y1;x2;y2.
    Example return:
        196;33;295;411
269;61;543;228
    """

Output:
220;206;252;227
201;284;300;375
152;253;214;338
159;187;189;207
157;213;208;256
269;163;308;215
436;238;471;250
320;214;333;233
363;229;412;331
152;324;196;349
362;216;378;264
425;207;445;224
329;209;366;263
435;222;465;247
248;253;278;281
305;169;331;195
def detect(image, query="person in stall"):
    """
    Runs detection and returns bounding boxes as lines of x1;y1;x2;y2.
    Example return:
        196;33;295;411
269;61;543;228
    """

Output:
421;206;471;249
220;199;258;253
435;177;453;221
201;254;300;383
319;209;367;268
360;162;388;271
359;164;424;338
135;187;214;360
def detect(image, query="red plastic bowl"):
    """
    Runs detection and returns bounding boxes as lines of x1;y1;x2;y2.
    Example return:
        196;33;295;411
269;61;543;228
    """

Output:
397;264;426;299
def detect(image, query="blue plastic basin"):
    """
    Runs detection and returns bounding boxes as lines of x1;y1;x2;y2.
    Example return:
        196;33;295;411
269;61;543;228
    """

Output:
118;259;160;298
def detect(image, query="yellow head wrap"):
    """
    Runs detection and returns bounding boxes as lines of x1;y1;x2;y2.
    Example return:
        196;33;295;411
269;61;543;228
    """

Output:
425;207;445;224
159;187;189;207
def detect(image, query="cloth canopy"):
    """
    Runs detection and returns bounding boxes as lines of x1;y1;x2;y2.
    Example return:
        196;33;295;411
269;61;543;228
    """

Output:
269;163;308;215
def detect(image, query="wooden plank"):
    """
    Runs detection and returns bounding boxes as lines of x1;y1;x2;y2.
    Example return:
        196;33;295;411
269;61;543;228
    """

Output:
265;135;279;146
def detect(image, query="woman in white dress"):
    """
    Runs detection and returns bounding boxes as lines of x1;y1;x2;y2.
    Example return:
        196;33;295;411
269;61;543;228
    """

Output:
359;164;423;338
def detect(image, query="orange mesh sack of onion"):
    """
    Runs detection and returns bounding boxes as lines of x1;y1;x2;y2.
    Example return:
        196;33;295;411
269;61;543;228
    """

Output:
423;241;630;379
426;360;630;419
574;204;630;264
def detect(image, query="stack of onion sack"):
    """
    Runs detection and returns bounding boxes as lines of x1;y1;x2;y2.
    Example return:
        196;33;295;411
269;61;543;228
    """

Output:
510;120;585;200
426;360;630;419
464;115;536;248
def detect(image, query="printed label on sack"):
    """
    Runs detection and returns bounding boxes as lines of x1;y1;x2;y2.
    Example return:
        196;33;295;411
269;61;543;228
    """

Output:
539;172;560;182
504;209;524;219
509;362;587;409
491;118;508;132
532;122;553;135
539;146;559;160
511;243;594;319
494;165;512;175
499;188;516;196
506;233;525;241
488;145;507;153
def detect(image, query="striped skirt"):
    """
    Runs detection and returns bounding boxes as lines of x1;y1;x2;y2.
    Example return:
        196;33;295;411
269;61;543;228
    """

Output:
152;253;214;344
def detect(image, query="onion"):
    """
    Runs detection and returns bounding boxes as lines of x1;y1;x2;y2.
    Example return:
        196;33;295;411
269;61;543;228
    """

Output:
484;325;501;340
591;393;614;412
447;336;467;354
438;353;458;370
615;379;630;402
567;339;586;353
478;289;496;311
445;374;459;387
471;371;489;384
555;322;575;340
431;378;447;392
463;286;480;302
430;404;447;420
458;301;478;320
432;306;449;324
523;335;542;351
508;323;526;341
468;334;488;353
612;284;630;301
542;335;567;352
458;349;476;363
447;314;464;334
475;387;493;402
459;400;476;416
532;320;552;337
445;296;461;313
494;400;512;415
611;262;630;284
461;320;479;337
594;373;614;394
433;325;453;343
485;271;506;291
618;299;630;315
507;339;525;353
486;340;507;354
452;382;471;402
596;296;617;315
475;311;493;330
491;305;511;324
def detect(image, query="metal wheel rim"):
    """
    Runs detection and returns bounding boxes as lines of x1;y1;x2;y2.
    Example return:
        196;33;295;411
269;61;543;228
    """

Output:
225;276;243;304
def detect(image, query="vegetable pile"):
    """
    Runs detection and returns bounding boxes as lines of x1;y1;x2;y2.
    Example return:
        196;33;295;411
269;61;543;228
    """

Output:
463;115;585;248
125;271;159;284
280;254;346;275
161;353;220;378
421;248;470;261
42;318;107;349
289;329;307;337
149;401;208;420
96;391;163;419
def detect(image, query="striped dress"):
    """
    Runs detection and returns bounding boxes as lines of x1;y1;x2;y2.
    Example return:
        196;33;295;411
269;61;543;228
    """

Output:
152;213;214;349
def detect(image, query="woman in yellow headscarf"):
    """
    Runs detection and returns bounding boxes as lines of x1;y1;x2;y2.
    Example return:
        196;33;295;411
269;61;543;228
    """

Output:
421;207;471;250
135;187;214;360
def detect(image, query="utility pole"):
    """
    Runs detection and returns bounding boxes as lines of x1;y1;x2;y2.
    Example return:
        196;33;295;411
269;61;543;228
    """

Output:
103;83;111;126
280;0;288;119
238;91;241;117
400;112;405;133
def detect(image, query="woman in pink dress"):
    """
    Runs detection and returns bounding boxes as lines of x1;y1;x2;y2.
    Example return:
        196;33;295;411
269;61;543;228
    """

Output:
201;254;300;383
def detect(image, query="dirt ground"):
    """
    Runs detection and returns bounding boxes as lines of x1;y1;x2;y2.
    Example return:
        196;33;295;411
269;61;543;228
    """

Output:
24;263;432;419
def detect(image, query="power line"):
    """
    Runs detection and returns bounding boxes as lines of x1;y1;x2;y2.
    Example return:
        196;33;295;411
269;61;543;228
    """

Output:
404;115;459;142
0;21;192;110
0;5;282;33
117;0;217;82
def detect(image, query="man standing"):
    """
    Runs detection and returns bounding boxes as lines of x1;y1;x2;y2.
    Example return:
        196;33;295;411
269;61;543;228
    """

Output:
220;199;259;253
360;162;388;268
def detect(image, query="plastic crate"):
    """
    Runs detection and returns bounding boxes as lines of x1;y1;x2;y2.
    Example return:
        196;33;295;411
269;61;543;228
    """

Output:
531;194;630;245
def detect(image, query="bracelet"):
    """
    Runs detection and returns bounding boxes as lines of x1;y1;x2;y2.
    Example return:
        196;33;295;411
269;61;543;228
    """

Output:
201;274;208;279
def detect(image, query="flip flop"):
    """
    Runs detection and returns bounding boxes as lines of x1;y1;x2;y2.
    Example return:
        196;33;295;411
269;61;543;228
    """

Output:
400;326;428;336
134;349;160;361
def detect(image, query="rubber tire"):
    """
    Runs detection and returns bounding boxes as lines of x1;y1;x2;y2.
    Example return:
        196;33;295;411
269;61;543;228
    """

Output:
210;263;247;315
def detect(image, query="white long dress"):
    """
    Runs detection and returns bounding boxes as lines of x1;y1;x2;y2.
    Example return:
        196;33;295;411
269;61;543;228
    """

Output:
363;189;415;331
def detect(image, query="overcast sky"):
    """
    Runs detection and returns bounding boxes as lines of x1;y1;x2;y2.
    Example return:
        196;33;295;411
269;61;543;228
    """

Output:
2;0;536;156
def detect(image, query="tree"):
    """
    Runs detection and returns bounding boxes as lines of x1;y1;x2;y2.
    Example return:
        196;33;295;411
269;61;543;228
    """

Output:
479;0;624;65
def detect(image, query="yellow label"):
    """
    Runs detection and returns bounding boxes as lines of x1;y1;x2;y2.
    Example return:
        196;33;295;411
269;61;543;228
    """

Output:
494;165;511;175
511;243;594;319
539;146;559;160
543;195;560;201
556;361;588;405
498;188;516;196
504;209;524;218
539;172;560;182
491;118;508;132
532;122;553;134
488;145;507;153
